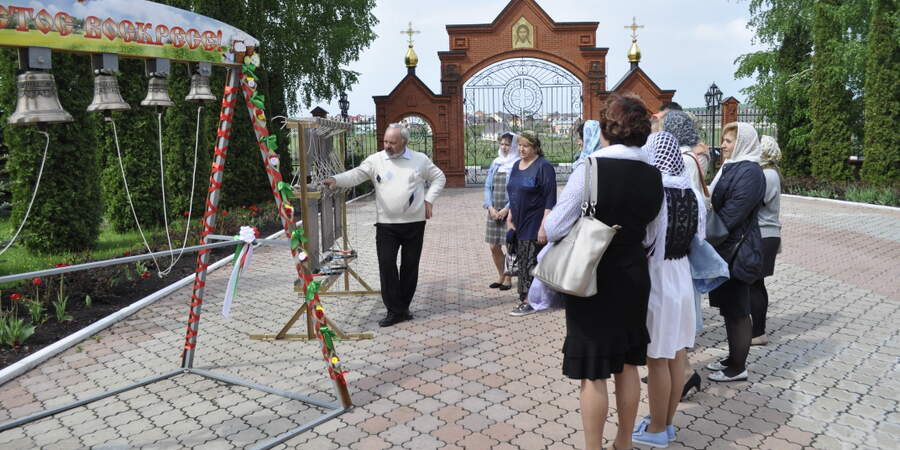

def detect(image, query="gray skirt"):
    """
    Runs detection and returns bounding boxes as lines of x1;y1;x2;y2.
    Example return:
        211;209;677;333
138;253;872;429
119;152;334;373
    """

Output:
484;171;508;245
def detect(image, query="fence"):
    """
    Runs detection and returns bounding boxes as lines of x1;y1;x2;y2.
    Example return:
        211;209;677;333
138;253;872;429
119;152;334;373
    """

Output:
685;103;777;179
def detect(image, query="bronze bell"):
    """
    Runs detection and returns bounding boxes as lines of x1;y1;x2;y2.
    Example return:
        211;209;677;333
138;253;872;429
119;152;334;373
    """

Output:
8;71;74;125
185;73;216;102
87;74;130;113
140;76;175;107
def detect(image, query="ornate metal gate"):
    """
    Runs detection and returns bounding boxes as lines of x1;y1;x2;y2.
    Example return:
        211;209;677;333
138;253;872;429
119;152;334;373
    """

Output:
400;115;433;158
463;58;582;183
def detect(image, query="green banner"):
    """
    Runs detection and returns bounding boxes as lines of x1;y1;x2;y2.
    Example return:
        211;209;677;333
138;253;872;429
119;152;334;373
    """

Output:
0;1;259;65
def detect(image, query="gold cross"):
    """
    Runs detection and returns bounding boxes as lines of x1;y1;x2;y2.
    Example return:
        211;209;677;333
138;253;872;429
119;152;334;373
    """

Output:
625;16;644;40
401;22;420;46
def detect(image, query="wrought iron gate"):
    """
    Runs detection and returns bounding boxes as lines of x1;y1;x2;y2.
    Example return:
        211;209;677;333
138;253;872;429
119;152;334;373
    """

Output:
399;115;433;158
463;58;582;184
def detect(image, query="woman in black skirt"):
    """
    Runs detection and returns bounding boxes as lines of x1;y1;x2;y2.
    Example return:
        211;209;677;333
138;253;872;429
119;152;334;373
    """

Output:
706;122;766;382
544;95;663;450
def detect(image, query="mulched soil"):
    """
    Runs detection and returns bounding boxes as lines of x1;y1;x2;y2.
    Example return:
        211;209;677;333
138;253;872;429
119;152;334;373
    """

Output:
0;222;284;368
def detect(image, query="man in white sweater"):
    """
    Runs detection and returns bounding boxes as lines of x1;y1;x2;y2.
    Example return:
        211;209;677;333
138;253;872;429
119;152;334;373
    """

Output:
323;123;446;327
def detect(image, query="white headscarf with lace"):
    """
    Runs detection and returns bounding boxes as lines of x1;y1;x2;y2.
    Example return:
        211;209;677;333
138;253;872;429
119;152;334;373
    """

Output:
493;132;519;173
710;122;761;192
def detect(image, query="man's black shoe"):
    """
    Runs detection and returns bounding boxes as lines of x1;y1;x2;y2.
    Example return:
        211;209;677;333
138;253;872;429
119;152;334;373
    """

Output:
378;312;411;327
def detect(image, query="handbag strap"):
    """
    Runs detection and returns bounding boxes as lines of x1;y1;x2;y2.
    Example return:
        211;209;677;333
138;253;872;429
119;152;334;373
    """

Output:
684;151;710;197
581;157;599;216
580;157;600;216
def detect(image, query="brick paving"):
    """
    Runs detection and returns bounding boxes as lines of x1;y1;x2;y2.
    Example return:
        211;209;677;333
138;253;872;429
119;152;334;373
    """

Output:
0;190;898;449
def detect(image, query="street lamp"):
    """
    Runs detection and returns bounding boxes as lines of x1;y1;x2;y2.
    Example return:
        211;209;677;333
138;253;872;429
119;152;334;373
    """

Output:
705;82;722;108
338;92;349;120
705;82;724;173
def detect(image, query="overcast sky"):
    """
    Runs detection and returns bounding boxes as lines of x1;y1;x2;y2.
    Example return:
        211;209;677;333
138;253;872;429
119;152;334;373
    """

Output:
314;0;762;115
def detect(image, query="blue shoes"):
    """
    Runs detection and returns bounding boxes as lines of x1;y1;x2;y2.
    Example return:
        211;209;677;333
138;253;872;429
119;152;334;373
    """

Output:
633;416;675;447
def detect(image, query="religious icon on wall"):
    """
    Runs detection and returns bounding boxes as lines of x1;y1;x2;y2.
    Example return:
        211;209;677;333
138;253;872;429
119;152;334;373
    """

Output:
512;17;534;48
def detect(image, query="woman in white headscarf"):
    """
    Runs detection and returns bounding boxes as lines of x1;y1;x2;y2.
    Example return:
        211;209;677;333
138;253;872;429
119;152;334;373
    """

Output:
705;122;767;383
483;132;518;290
632;132;706;447
750;136;783;346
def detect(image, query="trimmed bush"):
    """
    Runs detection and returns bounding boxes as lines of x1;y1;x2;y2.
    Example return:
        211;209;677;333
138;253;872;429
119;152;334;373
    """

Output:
810;0;855;182
860;0;899;186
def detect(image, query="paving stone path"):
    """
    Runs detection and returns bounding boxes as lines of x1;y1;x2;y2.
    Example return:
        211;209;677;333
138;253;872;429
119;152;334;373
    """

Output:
1;189;897;449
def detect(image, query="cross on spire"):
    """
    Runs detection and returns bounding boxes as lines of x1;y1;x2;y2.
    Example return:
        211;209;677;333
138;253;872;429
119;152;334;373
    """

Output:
625;16;644;41
401;22;420;47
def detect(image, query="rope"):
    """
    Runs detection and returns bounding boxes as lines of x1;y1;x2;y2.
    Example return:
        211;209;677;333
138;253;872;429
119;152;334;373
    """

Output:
157;105;204;277
0;130;50;257
155;111;177;276
111;117;164;274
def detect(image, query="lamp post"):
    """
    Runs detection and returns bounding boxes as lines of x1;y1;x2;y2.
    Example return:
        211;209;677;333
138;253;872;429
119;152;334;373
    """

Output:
338;92;349;120
704;83;723;170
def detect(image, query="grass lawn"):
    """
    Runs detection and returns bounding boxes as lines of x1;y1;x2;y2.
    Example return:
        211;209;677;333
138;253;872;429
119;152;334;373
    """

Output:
0;218;166;285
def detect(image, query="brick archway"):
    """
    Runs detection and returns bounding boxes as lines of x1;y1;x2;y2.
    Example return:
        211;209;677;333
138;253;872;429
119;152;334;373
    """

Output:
375;0;675;186
434;0;608;186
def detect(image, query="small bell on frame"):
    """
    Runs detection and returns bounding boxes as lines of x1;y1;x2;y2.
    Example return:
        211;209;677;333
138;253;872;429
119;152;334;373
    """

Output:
87;53;129;113
8;47;73;126
185;62;216;102
140;58;174;108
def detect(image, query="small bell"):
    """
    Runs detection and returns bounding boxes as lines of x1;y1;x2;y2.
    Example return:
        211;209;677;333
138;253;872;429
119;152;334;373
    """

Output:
185;73;216;102
140;76;175;107
87;74;130;113
8;71;74;125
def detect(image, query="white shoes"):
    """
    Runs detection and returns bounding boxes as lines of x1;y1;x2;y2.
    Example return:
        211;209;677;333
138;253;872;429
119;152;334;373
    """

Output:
751;334;769;346
706;360;729;371
708;370;749;382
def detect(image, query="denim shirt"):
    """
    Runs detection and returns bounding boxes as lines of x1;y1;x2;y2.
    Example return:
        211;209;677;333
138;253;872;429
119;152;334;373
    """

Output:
482;161;501;209
688;235;730;293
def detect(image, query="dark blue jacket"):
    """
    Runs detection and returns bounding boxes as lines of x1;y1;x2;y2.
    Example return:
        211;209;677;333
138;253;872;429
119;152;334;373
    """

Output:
710;160;766;283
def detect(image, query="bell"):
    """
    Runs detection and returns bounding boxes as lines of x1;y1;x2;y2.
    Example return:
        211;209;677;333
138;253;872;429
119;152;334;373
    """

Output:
185;73;216;102
8;71;74;125
87;74;130;113
140;76;174;107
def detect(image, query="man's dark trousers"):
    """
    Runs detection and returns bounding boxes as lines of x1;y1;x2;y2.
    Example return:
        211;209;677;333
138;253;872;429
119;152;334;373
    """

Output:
375;221;426;316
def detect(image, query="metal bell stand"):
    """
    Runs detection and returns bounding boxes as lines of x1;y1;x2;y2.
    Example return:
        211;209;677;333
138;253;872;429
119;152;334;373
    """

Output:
0;62;351;450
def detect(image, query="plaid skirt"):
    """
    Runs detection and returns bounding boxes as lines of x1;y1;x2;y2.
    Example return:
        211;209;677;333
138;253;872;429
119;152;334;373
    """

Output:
484;171;508;245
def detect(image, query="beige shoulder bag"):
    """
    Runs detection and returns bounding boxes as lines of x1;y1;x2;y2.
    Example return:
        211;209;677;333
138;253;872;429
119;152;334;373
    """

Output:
532;157;621;297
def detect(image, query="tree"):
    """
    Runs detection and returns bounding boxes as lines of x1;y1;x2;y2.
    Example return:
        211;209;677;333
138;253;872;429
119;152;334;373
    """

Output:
810;0;855;181
736;0;815;175
736;0;870;177
190;0;378;209
0;51;104;252
860;0;899;185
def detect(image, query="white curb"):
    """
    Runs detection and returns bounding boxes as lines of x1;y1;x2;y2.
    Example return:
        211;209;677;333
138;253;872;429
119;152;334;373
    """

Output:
783;194;900;212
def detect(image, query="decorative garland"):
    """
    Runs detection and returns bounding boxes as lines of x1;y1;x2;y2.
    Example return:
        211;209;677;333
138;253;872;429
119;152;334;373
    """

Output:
240;60;347;384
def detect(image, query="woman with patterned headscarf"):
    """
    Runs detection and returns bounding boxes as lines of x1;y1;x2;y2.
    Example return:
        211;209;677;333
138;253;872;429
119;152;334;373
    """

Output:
665;110;711;209
632;132;706;447
705;122;766;383
751;135;783;346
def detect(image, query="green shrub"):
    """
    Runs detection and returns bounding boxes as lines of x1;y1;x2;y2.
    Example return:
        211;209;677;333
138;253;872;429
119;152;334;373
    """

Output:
809;0;855;182
860;0;900;186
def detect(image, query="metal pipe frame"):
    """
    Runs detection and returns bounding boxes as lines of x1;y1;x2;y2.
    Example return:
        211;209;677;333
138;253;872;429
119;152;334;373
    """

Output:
0;67;349;449
0;240;243;284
